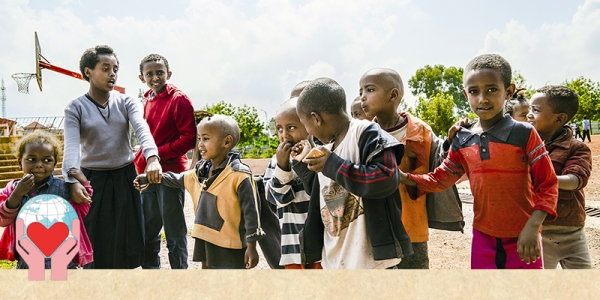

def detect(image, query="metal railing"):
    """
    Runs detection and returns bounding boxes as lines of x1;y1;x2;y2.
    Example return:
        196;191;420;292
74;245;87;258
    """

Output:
1;116;64;136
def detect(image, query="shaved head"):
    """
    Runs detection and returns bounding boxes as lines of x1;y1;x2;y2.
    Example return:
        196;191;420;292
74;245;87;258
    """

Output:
200;114;240;147
360;68;404;100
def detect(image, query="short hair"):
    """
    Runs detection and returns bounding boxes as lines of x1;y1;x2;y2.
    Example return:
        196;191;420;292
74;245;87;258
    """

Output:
276;97;299;117
536;85;579;122
297;77;346;117
362;68;404;100
139;53;170;75
351;96;361;105
291;80;312;97
504;88;529;116
14;131;61;162
464;54;512;88
200;114;241;147
79;45;119;82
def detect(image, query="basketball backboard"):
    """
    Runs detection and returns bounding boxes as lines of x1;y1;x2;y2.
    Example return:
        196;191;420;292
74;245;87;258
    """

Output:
35;32;42;92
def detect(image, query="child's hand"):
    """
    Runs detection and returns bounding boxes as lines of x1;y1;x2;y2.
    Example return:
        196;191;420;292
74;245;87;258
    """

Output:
291;140;312;162
447;117;470;144
67;167;87;183
517;224;542;265
276;140;294;171
14;173;34;198
302;146;331;173
145;156;162;184
133;176;141;191
245;241;259;269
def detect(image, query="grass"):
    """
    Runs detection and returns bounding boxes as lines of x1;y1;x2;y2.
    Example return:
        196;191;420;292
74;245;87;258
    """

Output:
0;259;16;269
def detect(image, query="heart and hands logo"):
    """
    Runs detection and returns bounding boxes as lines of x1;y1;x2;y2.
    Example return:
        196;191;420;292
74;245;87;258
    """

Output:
15;194;80;281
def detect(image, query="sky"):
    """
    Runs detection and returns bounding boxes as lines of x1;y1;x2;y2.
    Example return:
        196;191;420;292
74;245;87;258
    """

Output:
1;0;599;125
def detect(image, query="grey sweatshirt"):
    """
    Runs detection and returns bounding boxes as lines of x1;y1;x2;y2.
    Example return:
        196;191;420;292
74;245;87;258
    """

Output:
62;91;158;183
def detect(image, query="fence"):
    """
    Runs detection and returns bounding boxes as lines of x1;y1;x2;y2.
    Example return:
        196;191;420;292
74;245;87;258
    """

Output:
0;116;65;137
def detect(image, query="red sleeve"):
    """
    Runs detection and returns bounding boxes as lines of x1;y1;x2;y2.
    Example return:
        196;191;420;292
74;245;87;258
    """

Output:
156;94;197;160
526;130;559;218
561;142;592;190
407;148;464;198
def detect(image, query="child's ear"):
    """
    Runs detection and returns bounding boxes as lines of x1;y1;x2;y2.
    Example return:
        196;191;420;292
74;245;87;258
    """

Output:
462;89;468;99
167;71;172;80
505;84;516;100
390;88;399;102
557;113;568;125
138;74;146;83
84;67;92;80
222;135;233;148
310;112;323;126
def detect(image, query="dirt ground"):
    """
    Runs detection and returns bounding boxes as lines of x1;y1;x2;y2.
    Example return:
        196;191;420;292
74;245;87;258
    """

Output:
157;134;600;269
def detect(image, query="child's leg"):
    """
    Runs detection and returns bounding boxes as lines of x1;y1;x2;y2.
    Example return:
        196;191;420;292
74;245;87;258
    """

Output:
542;226;592;269
471;229;500;269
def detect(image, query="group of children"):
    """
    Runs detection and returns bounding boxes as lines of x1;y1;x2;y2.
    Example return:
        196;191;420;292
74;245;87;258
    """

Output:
0;47;594;270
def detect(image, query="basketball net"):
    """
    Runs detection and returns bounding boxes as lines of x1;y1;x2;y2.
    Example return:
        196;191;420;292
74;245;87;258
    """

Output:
11;73;36;94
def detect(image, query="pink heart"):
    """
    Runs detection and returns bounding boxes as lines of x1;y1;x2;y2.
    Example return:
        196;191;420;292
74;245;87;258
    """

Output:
27;222;69;257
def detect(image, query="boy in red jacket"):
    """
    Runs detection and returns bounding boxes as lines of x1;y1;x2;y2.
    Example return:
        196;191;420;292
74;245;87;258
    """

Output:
134;54;197;269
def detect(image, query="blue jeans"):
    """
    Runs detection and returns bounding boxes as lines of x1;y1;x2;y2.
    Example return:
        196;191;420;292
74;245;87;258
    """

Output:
141;184;188;269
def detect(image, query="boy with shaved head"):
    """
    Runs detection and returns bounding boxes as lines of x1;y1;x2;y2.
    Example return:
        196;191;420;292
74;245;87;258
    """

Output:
359;68;463;269
135;114;265;269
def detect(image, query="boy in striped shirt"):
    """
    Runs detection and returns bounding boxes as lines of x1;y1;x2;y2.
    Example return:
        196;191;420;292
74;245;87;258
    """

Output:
264;97;322;269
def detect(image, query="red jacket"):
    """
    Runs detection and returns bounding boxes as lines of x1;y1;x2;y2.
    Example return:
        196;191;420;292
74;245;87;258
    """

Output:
134;83;196;174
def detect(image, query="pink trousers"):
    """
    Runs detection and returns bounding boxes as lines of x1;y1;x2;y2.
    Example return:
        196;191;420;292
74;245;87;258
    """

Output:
471;229;543;269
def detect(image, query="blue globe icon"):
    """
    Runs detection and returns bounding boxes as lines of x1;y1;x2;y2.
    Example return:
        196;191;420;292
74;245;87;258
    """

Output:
16;194;79;239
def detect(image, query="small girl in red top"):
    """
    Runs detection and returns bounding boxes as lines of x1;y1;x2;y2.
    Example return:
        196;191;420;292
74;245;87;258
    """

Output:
0;131;93;271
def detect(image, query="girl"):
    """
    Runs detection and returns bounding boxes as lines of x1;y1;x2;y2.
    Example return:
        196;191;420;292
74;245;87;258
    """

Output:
0;131;93;269
63;45;162;269
504;88;530;122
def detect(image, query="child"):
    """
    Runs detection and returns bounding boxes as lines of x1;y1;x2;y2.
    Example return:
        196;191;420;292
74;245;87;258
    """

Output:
527;85;592;269
63;45;162;269
263;97;321;269
134;53;196;269
136;115;264;269
291;80;312;97
504;88;530;122
400;54;558;269
0;131;93;269
350;96;372;121
581;116;591;142
291;77;413;269
358;68;463;269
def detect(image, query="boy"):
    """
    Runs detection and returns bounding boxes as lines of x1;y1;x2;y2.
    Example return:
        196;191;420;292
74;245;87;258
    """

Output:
136;115;264;268
400;54;558;269
350;96;372;121
263;97;321;269
527;85;592;269
358;68;462;269
291;77;413;269
134;54;196;269
291;80;312;98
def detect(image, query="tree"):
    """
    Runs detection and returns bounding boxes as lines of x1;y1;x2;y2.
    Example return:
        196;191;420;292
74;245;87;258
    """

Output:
411;93;457;137
408;65;469;115
202;101;264;147
564;77;600;121
511;70;535;99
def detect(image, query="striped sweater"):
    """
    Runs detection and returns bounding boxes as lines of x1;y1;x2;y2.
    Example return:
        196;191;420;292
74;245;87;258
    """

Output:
263;156;310;266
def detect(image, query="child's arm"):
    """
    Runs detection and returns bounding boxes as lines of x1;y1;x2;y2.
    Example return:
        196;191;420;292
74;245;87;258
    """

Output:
237;177;264;266
264;157;304;207
67;167;88;184
517;210;548;264
157;94;196;161
0;179;24;227
557;142;592;191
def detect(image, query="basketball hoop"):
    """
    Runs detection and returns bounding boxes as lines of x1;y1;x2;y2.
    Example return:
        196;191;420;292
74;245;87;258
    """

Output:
11;73;37;94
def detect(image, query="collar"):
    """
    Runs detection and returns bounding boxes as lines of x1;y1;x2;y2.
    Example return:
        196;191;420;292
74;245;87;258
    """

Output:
400;112;429;143
545;126;572;149
144;83;174;101
457;114;515;145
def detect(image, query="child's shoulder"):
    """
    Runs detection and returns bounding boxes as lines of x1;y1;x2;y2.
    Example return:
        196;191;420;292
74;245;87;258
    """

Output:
229;157;252;176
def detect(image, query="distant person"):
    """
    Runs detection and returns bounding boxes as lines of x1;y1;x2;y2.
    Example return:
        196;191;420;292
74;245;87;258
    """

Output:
350;96;372;121
527;85;593;269
0;131;93;271
291;77;413;269
136;115;265;269
571;119;582;139
400;54;558;269
134;53;196;269
504;88;530;122
263;97;321;269
581;116;591;142
63;45;162;269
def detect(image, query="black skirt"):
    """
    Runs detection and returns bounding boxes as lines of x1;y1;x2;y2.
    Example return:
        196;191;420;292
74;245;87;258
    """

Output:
82;163;144;269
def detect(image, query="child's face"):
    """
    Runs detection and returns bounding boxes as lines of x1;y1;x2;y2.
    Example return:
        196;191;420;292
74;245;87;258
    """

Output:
511;103;530;122
527;93;562;138
358;74;395;118
463;69;514;125
139;60;171;95
275;109;309;144
196;123;229;161
350;101;370;121
19;143;57;184
86;54;119;92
